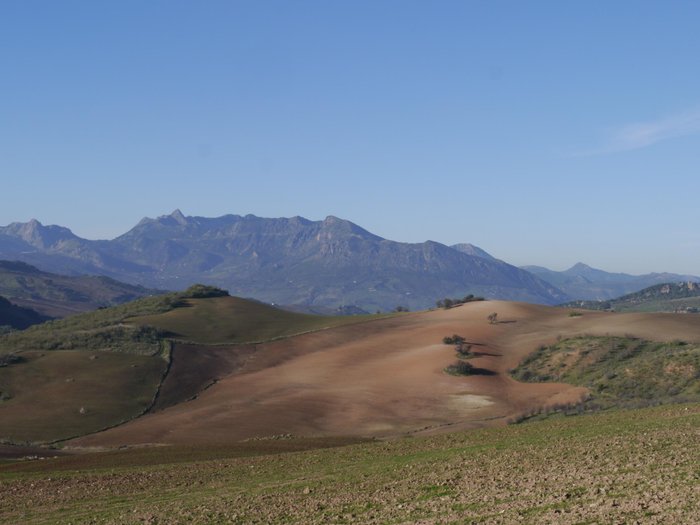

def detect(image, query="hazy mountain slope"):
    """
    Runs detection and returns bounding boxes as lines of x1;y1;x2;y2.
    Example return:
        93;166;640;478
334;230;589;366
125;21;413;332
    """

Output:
0;260;161;318
0;211;568;310
450;243;496;260
0;296;50;330
523;262;700;301
564;281;700;313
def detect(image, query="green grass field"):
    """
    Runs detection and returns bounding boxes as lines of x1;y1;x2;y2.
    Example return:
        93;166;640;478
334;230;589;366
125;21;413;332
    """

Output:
1;403;698;524
0;350;167;444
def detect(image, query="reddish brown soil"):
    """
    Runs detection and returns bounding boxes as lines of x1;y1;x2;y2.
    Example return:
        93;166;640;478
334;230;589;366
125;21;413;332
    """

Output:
70;302;700;448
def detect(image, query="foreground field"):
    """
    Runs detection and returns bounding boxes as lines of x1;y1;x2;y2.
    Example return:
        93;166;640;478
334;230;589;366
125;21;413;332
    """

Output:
2;404;698;524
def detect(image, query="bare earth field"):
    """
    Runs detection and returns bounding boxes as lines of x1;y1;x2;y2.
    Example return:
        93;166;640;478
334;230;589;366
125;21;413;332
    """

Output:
70;301;700;447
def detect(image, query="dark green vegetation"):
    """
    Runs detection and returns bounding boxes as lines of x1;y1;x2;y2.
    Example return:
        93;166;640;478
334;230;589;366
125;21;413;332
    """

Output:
564;281;700;313
0;260;160;318
435;294;485;309
0;285;388;444
443;334;472;359
524;262;700;301
444;360;475;375
2;404;698;524
0;296;49;331
0;212;569;311
512;336;700;411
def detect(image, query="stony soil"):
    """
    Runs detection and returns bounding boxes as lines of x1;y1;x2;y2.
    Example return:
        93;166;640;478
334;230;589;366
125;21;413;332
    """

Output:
2;404;698;524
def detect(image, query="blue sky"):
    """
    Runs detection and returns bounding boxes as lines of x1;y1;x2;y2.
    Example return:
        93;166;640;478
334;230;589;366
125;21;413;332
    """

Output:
2;1;700;274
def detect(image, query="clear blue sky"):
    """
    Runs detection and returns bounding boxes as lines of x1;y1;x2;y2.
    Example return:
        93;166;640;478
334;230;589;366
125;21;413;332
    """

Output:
2;1;700;274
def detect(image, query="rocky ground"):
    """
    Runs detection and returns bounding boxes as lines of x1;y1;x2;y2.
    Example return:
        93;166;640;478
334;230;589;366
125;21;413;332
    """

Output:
1;403;699;524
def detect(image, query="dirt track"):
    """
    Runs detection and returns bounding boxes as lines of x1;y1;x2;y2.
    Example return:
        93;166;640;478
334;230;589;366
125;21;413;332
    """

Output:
70;302;700;447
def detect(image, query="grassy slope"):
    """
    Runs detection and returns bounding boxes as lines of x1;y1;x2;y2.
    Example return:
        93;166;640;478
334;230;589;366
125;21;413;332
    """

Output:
0;403;698;524
511;336;700;410
0;350;166;444
0;292;183;357
127;296;391;344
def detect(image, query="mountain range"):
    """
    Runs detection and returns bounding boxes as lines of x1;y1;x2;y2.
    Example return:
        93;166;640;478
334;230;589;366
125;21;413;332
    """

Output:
2;211;697;311
522;263;700;301
0;211;567;311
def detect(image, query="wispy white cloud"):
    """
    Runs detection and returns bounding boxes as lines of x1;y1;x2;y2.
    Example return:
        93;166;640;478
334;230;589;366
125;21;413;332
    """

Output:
575;106;700;157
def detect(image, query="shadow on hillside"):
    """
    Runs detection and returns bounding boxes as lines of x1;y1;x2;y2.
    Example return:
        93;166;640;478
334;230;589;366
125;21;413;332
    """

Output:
469;367;497;376
471;351;502;357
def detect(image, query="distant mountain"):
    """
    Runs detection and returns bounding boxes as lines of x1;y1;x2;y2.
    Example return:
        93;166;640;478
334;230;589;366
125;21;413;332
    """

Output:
0;295;49;330
0;260;162;318
564;281;700;313
522;262;700;301
0;211;568;311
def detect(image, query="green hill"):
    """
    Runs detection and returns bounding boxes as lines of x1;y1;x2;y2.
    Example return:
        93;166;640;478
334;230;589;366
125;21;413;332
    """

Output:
562;281;700;313
0;285;388;444
127;294;386;344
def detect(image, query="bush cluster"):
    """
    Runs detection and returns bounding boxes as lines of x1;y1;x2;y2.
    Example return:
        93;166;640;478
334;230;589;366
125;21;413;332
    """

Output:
436;295;485;309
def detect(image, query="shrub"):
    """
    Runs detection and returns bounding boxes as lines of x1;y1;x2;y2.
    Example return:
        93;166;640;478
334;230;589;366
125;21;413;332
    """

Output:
443;334;466;345
436;295;485;309
455;343;472;359
444;360;475;376
182;284;229;299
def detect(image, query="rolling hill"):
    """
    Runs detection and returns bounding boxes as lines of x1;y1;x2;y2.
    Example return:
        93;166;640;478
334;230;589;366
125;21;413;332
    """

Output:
0;285;388;444
0;211;568;310
0;260;162;318
0;296;49;331
563;281;700;313
3;295;700;523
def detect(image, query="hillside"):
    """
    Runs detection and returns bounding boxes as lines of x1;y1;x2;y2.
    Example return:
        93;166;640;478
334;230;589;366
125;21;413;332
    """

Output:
0;260;161;318
523;262;700;301
0;212;568;310
69;300;700;449
0;296;49;331
563;281;700;313
0;286;387;444
512;335;700;412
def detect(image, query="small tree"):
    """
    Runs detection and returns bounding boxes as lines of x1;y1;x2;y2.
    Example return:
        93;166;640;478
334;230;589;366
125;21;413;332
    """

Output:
487;312;498;324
